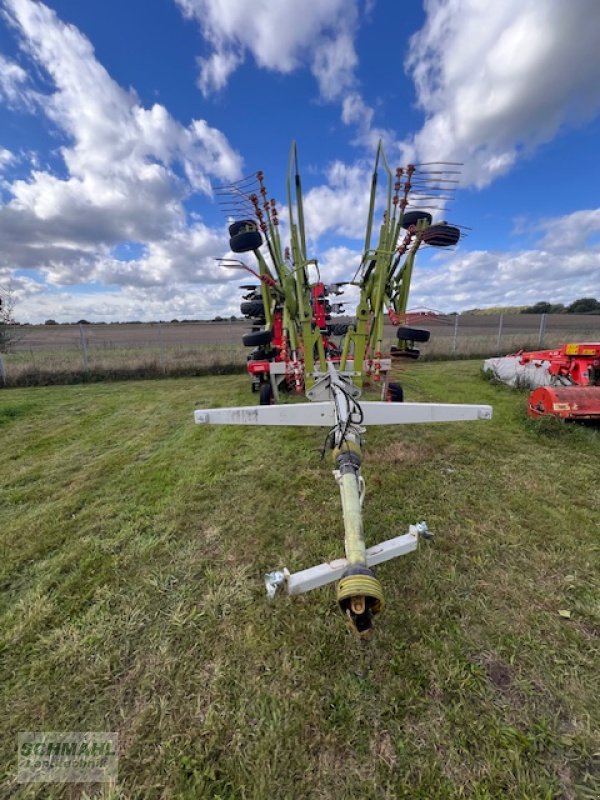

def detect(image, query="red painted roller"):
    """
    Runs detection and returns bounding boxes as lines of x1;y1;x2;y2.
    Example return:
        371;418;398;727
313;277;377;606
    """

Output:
528;386;600;419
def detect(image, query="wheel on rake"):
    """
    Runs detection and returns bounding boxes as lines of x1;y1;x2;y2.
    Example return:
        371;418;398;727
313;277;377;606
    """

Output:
329;323;350;336
385;382;404;402
230;230;263;252
397;326;430;343
242;329;273;347
240;300;265;317
421;223;460;247
391;345;420;360
229;219;257;237
401;210;432;229
259;382;274;405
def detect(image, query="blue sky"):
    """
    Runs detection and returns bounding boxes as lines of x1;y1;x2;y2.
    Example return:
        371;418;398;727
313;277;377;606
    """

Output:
1;0;599;322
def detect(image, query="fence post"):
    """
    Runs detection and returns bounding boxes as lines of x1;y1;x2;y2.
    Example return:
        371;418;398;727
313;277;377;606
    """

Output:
158;322;166;374
538;313;546;348
79;323;89;371
0;354;6;387
496;313;504;353
452;314;459;355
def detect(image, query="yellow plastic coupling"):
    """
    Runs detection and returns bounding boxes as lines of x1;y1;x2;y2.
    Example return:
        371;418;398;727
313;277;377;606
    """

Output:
336;574;385;615
336;572;385;638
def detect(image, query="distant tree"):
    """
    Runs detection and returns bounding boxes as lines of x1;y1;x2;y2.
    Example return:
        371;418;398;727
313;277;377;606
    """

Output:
566;297;600;314
0;284;19;352
170;319;179;323
76;319;90;325
44;319;58;325
521;301;566;314
213;315;224;322
229;315;237;321
521;301;552;314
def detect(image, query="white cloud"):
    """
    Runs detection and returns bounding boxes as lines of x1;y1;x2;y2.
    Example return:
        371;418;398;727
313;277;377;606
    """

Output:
175;0;360;98
174;0;393;156
410;206;600;310
311;29;358;101
318;244;361;282
411;246;600;311
196;49;243;96
0;0;242;303
303;160;373;241
13;281;243;324
403;0;600;187
0;147;15;170
0;52;28;104
537;208;600;251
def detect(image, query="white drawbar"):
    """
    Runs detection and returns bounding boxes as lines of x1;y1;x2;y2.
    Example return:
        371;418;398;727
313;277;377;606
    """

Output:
195;401;492;427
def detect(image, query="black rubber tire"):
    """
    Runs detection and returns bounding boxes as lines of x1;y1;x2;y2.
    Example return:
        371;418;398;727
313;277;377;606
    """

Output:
422;223;460;247
397;326;430;343
242;329;272;347
401;210;432;230
329;323;349;336
386;381;404;402
391;346;420;359
229;219;257;237
240;300;265;317
259;383;274;405
247;348;268;361
230;230;263;253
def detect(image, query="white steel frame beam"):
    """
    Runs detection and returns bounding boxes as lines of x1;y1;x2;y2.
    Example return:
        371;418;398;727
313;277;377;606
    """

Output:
194;401;491;427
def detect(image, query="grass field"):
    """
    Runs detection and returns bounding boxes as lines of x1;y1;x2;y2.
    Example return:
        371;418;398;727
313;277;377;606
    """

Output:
1;362;598;799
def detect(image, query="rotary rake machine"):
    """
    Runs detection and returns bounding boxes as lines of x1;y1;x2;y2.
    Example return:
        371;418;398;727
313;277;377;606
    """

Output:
195;142;492;638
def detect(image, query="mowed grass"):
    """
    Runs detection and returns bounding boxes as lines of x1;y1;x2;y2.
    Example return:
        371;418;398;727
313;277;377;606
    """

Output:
0;362;598;799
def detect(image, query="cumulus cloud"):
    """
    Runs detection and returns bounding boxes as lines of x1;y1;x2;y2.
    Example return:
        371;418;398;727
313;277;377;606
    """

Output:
0;0;242;287
411;246;600;311
0;52;28;104
303;160;373;241
174;0;386;149
13;281;243;324
300;204;600;314
537;208;600;251
175;0;360;98
0;147;15;170
409;206;600;310
402;0;600;187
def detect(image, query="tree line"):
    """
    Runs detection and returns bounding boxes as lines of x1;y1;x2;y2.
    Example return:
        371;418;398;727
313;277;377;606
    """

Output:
520;297;600;314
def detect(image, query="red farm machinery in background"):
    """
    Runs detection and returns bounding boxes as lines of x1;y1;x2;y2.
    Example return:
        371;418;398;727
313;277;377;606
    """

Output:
520;343;600;420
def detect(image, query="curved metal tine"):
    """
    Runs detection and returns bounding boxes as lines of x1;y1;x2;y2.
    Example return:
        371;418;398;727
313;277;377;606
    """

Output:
217;203;255;212
410;185;457;191
215;199;254;208
414;171;462;177
413;161;463;167
217;172;260;189
216;196;254;205
410;195;454;201
215;258;250;271
214;189;255;201
413;172;461;179
214;186;257;201
412;178;460;185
